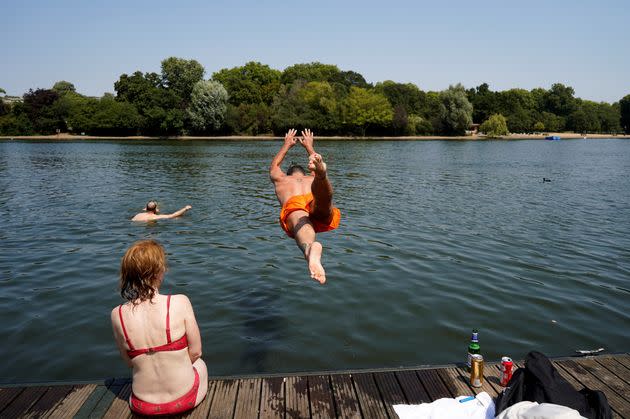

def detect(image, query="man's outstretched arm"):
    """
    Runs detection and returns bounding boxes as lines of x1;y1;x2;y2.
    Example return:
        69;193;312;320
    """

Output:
300;129;316;156
157;205;192;219
270;129;298;181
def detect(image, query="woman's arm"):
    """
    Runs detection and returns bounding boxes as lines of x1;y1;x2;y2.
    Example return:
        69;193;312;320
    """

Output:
181;295;203;363
110;308;133;368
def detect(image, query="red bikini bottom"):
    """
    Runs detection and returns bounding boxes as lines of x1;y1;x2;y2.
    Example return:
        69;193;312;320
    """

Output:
129;367;200;416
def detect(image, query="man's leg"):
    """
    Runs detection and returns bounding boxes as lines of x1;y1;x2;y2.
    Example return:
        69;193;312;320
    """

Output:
308;153;334;220
287;211;327;284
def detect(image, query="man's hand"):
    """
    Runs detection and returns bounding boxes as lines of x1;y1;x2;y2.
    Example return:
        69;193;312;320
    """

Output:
184;205;192;210
284;129;298;148
300;129;315;154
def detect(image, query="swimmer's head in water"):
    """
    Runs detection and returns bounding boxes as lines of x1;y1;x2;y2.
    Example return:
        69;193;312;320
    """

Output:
119;239;168;303
145;201;159;213
287;164;306;176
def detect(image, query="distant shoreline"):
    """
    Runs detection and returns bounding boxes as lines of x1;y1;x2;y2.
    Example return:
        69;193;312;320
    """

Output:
1;133;629;141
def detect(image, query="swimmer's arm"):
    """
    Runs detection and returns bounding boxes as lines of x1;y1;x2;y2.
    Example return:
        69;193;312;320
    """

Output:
110;308;133;368
269;144;290;181
157;205;192;219
181;296;203;363
300;128;316;155
270;129;298;181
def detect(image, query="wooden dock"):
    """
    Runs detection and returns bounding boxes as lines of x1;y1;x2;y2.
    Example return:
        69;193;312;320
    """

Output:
1;353;629;418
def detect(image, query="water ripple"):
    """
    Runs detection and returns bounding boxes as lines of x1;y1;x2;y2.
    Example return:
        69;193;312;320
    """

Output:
0;139;629;382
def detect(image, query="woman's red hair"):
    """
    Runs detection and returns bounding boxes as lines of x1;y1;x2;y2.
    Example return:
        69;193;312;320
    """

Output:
119;240;167;303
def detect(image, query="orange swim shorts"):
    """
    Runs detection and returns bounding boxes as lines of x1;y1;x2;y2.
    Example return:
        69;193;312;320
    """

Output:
279;193;341;238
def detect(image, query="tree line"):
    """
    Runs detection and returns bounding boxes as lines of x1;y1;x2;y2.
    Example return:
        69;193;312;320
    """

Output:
1;58;629;136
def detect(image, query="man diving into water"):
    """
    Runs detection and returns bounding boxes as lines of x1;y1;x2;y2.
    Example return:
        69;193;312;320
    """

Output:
270;129;341;284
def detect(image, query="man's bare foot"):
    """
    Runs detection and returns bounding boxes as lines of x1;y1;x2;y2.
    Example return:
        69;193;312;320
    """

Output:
305;241;326;284
308;153;327;178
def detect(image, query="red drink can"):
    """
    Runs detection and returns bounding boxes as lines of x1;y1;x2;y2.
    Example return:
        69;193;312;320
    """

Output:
500;356;513;386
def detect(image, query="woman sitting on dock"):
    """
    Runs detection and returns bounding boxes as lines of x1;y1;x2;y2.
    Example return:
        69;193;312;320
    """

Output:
110;240;208;416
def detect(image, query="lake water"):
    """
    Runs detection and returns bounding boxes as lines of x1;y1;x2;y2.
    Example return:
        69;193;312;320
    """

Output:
0;138;629;383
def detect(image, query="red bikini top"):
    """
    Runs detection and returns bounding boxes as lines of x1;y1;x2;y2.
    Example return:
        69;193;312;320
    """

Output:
118;295;188;359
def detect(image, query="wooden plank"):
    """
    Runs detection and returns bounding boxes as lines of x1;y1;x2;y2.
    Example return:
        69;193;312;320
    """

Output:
308;375;335;419
554;361;622;419
182;380;217;419
0;387;25;414
596;357;630;384
437;367;472;397
613;354;630;369
485;362;507;392
555;360;630;418
0;386;47;418
23;385;73;419
47;384;97;419
552;360;587;390
394;371;431;404
373;371;406;419
233;378;261;419
285;376;309;419
416;369;451;400
575;358;630;399
330;374;361;419
207;379;238;419
102;382;131;419
88;380;127;419
352;373;387;419
455;363;500;398
72;384;110;419
259;377;285;419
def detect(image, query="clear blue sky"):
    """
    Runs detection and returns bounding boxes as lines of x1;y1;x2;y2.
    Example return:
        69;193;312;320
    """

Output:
1;0;628;102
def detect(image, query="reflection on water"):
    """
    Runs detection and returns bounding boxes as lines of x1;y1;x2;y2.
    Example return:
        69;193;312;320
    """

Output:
0;139;629;383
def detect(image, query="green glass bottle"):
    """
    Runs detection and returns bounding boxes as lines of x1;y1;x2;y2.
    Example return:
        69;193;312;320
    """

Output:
467;329;480;370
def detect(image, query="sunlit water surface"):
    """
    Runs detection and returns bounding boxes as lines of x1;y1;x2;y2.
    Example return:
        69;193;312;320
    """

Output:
0;139;628;383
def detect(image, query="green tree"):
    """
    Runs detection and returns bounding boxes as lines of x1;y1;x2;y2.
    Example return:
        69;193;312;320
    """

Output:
594;102;620;133
271;81;341;134
187;80;228;132
480;114;509;137
281;62;341;85
533;121;545;132
52;81;76;96
0;88;8;116
160;57;205;105
57;93;98;133
226;103;272;135
406;114;433;135
467;83;498;124
281;62;369;92
497;89;535;133
437;84;473;135
114;71;183;135
374;81;427;117
0;104;34;135
90;94;141;135
539;111;563;132
212;62;281;105
620;94;630;134
340;87;393;136
23;88;63;134
225;103;274;135
544;83;577;117
336;70;370;89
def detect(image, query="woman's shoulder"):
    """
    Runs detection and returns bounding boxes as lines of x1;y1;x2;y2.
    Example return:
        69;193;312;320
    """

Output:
169;294;193;308
110;303;123;322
